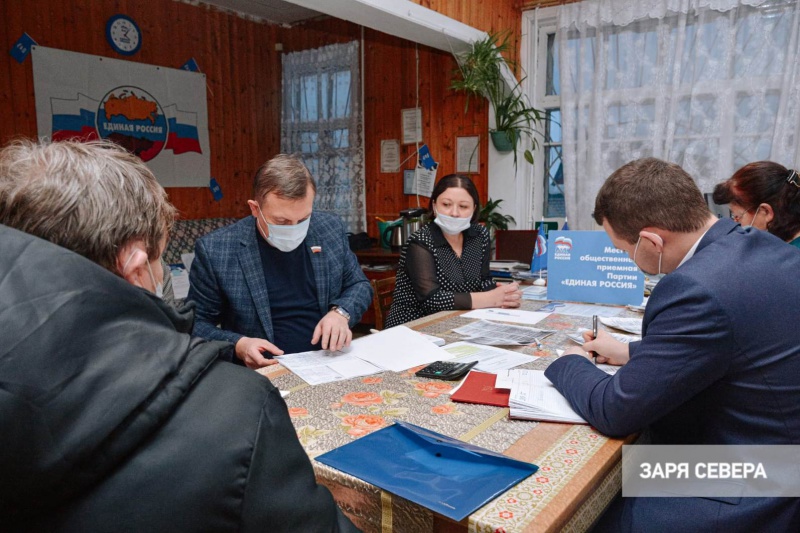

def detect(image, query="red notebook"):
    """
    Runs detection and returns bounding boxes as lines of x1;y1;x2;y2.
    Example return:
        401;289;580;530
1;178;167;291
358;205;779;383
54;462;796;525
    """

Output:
450;371;510;407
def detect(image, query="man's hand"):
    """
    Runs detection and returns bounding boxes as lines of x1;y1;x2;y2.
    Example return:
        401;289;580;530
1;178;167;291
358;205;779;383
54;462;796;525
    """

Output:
235;336;284;369
312;310;352;351
582;329;630;366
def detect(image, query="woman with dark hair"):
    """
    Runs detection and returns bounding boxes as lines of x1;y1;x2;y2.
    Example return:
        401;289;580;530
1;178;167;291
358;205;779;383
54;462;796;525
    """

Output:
712;161;800;249
386;174;522;328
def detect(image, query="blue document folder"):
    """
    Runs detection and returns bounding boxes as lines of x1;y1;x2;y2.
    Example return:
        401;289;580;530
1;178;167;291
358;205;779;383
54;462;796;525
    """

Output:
316;421;538;521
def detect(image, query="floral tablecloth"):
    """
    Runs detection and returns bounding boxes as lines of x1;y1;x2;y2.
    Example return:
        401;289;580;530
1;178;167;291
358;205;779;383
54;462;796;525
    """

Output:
258;301;640;533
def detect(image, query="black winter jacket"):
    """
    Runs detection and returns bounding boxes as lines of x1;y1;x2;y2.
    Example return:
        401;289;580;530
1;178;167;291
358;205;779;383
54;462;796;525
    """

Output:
0;224;359;532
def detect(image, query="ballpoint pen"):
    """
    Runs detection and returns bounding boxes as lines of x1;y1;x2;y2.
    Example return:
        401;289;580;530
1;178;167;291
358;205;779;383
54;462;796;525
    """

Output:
591;315;598;365
533;337;543;350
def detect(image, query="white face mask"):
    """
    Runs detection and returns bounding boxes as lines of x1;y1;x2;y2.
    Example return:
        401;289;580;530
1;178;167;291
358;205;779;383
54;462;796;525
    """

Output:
632;234;662;277
146;259;164;299
434;211;472;235
124;249;163;298
743;206;760;229
257;205;310;252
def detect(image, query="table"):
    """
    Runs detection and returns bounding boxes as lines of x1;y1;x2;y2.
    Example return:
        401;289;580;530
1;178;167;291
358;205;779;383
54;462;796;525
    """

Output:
258;301;639;532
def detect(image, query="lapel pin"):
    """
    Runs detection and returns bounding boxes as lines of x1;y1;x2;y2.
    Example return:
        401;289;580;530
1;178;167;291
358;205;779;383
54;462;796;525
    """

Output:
311;245;322;253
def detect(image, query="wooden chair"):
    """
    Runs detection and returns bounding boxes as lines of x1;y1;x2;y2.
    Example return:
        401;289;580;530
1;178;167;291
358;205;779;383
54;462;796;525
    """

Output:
494;229;538;264
369;276;396;330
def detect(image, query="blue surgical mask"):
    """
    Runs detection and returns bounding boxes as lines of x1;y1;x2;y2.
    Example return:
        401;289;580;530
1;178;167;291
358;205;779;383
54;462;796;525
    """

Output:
743;206;760;229
434;211;471;235
256;205;310;252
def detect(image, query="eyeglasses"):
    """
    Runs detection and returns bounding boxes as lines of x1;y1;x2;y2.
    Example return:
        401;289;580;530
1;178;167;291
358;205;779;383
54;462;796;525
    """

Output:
730;208;753;223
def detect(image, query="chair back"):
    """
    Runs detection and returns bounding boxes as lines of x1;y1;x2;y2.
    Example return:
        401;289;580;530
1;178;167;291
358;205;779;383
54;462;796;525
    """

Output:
494;229;538;264
370;276;396;330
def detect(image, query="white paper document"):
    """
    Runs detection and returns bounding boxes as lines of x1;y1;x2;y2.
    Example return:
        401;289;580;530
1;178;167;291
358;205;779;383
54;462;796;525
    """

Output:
275;350;382;386
453;319;555;346
537;301;623;318
462;308;551;326
346;325;455;372
566;331;641;345
497;369;587;424
170;266;190;299
442;342;533;373
599;317;644;335
180;252;195;271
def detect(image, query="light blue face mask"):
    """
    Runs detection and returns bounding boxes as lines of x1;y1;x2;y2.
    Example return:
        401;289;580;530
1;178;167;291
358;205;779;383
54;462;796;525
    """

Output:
256;205;310;252
434;211;472;235
632;235;662;277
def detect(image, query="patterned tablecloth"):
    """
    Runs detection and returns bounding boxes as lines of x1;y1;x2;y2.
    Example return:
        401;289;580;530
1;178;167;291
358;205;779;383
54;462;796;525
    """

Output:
258;301;640;533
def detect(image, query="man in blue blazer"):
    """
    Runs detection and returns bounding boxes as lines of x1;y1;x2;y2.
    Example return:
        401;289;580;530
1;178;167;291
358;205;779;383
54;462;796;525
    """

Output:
546;158;800;531
188;154;372;368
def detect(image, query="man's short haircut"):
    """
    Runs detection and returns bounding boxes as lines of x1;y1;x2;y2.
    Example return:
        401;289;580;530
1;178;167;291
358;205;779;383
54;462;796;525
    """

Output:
593;157;710;243
0;138;176;274
252;154;316;202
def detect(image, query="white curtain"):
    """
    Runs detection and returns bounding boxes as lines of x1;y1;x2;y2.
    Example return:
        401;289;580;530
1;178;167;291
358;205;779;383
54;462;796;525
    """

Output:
557;0;800;229
282;41;366;233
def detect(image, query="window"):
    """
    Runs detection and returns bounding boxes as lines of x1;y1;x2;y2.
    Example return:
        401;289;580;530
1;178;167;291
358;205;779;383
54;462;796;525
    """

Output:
282;41;365;233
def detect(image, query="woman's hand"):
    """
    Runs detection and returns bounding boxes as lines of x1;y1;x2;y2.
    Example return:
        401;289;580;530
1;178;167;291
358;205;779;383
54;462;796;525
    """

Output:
472;282;522;309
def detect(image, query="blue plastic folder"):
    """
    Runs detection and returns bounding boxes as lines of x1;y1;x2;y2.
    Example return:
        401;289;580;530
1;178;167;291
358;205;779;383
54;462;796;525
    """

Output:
316;421;538;521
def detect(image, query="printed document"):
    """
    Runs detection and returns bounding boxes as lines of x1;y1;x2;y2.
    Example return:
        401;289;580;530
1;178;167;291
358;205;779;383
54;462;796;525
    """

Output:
599;316;643;334
346;325;455;372
497;369;587;424
462;308;551;326
538;301;623;318
275;350;382;386
442;342;533;373
453;319;555;346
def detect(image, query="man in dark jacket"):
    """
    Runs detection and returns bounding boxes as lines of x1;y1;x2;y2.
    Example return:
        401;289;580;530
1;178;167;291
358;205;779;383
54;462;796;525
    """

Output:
0;139;359;532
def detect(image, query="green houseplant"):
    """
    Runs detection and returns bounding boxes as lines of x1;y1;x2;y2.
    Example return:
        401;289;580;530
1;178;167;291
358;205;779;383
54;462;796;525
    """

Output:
479;198;516;255
451;32;543;167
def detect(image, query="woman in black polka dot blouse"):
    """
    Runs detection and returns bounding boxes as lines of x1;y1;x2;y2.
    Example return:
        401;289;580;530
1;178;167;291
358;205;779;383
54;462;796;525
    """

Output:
386;174;523;328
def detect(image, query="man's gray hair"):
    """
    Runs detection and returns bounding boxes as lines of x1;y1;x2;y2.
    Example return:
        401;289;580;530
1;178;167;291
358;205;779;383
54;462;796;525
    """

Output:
0;138;176;274
252;154;316;201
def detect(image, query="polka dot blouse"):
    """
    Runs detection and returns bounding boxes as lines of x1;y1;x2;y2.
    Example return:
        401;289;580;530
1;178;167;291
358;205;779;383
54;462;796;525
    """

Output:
386;222;496;328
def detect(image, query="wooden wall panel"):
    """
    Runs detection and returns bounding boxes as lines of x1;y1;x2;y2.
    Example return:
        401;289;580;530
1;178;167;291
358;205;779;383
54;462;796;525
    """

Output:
2;0;521;239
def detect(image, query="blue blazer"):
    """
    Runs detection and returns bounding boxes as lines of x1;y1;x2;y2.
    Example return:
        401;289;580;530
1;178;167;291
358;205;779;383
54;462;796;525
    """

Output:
187;213;372;352
546;219;800;532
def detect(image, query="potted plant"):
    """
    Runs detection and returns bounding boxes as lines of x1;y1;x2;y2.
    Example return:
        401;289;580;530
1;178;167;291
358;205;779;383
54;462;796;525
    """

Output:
479;197;516;255
451;32;543;167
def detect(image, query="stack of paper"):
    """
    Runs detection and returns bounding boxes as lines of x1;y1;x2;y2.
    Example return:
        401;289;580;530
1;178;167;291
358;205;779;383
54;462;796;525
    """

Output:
453;319;555;346
598;317;643;334
442;342;533;373
276;326;454;385
496;369;586;424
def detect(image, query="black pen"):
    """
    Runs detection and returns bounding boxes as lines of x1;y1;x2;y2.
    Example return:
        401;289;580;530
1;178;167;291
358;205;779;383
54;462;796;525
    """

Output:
591;315;598;365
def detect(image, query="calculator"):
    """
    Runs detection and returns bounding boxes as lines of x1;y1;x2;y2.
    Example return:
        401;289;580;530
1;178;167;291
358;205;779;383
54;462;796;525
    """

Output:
415;360;478;380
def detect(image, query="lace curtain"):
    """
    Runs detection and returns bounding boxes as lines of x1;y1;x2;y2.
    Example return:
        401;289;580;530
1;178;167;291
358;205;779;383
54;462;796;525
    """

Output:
557;0;800;229
282;41;366;233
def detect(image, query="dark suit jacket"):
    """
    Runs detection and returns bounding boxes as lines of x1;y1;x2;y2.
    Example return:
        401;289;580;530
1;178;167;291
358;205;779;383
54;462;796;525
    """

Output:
188;213;372;353
545;218;800;532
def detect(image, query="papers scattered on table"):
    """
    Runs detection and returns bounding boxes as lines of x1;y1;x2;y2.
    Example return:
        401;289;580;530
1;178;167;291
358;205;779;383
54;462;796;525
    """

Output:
496;369;587;424
442;341;533;373
419;333;446;346
452;319;555;346
276;327;454;385
537;301;623;318
169;265;190;300
275;349;383;386
599;316;643;335
462;308;551;326
565;331;641;345
345;325;455;372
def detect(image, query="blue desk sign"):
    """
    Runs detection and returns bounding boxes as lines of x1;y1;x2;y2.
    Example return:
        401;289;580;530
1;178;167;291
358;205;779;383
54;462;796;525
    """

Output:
546;231;644;306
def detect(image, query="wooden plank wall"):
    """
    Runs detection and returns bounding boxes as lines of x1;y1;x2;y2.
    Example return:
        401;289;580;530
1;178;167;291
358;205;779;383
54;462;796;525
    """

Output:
1;0;521;239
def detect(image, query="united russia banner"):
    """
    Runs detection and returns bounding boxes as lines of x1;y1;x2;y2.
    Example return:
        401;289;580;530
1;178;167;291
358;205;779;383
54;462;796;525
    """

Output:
32;46;209;187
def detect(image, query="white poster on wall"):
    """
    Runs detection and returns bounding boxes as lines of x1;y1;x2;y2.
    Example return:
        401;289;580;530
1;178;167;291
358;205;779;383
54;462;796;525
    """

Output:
401;107;423;144
31;46;210;187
